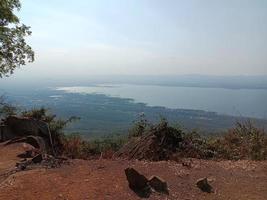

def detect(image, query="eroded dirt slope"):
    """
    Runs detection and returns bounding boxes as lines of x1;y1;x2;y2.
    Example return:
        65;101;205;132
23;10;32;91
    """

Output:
0;142;266;200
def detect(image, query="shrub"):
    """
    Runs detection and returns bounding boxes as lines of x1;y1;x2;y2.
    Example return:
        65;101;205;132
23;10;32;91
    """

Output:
212;121;267;160
126;119;267;161
60;133;84;158
128;113;150;138
60;133;128;159
177;121;267;160
1;99;266;161
179;130;215;159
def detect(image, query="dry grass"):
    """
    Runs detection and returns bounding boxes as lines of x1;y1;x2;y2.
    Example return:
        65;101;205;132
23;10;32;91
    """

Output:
60;120;267;161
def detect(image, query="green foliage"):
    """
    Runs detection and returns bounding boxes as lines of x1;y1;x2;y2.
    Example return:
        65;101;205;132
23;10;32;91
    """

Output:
60;133;127;159
210;121;267;160
60;133;84;158
89;134;127;154
128;113;150;138
127;118;267;161
1;99;266;160
21;107;79;129
173;121;267;160
179;130;211;158
0;0;34;77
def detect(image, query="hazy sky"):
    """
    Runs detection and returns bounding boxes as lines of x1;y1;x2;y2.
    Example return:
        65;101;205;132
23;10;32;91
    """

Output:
14;0;267;77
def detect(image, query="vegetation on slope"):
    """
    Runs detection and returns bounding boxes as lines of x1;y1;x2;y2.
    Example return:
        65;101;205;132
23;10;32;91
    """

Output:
1;102;266;161
60;114;267;161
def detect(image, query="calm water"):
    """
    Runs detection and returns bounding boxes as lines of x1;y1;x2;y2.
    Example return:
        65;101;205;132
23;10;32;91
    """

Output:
57;84;267;119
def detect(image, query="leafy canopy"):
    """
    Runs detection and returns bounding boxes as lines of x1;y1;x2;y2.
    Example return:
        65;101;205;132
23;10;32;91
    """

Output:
0;0;34;77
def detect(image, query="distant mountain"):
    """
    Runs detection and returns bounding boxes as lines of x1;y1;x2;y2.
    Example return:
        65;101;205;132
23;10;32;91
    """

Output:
1;74;267;90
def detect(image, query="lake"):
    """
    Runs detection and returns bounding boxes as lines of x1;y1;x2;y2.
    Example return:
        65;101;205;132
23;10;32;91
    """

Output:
57;84;267;119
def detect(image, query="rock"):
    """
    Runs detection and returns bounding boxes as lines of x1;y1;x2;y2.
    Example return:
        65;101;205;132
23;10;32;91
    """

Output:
125;168;151;198
16;162;27;170
196;177;213;193
32;154;43;163
125;168;149;190
2;116;56;155
148;176;169;194
26;136;47;153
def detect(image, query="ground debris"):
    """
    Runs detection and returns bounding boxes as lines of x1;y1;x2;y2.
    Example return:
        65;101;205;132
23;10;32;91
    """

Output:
15;153;68;171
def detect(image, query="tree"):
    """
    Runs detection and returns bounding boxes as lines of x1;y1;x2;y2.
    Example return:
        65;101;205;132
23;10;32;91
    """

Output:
0;0;34;77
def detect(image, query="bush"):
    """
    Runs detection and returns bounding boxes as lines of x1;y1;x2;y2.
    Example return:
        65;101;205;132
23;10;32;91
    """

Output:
179;131;215;159
60;133;84;158
210;121;267;160
1;99;266;161
60;133;128;159
126;119;267;161
128;113;150;138
177;121;267;160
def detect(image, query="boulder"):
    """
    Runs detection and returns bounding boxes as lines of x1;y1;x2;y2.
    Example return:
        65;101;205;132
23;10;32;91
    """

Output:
2;116;55;155
148;176;169;194
196;177;213;193
25;136;47;153
125;168;151;198
125;168;149;190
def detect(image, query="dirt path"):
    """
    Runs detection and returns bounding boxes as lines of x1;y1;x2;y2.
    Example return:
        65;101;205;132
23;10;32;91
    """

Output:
0;142;266;200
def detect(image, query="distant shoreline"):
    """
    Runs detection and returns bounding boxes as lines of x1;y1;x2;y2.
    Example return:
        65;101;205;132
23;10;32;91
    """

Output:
56;84;267;120
1;74;267;91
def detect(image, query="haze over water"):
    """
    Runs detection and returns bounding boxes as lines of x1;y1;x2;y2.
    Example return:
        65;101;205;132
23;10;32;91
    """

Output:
57;84;267;120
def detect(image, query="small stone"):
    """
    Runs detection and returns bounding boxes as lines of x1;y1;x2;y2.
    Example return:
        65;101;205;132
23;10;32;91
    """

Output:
16;163;27;170
196;177;213;193
148;176;169;194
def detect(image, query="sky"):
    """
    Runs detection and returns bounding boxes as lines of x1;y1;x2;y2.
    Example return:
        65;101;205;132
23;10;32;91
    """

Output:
12;0;267;77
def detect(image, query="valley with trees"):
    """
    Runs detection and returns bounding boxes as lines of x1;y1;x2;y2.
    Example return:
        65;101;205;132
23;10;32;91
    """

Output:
0;0;267;199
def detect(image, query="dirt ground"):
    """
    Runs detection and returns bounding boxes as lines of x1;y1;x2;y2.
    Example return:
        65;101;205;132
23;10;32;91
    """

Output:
0;142;266;200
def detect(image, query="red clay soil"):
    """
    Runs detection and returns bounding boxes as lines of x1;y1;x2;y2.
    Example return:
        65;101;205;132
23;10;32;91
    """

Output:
0;142;266;200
